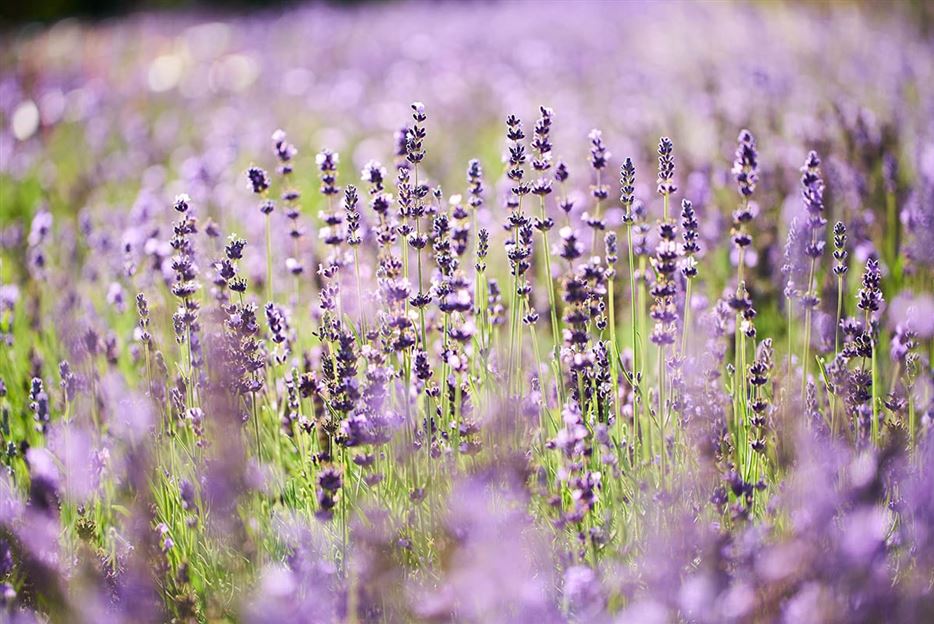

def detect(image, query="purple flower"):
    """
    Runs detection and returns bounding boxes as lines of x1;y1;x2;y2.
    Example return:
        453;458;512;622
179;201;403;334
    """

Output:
656;137;676;196
732;129;758;197
619;157;636;222
316;149;340;196
246;167;269;195
857;257;884;314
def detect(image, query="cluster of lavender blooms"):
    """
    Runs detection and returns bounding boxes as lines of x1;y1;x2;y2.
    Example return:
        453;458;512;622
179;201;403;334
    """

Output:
2;1;934;622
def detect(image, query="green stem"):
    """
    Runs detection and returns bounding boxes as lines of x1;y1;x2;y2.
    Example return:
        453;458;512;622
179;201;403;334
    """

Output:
801;253;817;400
681;278;692;356
252;389;262;460
265;213;273;302
829;275;844;433
507;255;520;397
886;190;898;266
786;295;794;382
538;196;564;403
416;220;427;348
638;256;650;462
591;170;603;253
658;344;666;484
870;313;879;444
608;273;621;436
627;225;639;375
834;276;843;355
354;248;367;337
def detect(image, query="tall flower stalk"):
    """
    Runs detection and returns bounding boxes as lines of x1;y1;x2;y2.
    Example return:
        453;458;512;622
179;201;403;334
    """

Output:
827;221;849;430
619;159;638;373
585;129;610;254
169;192;201;410
619;158;643;455
832;221;849;355
272;129;304;300
247;166;274;301
530;107;563;400
799;151;826;399
405;102;431;349
504;114;530;397
604;231;621;428
316;149;343;315
857;257;883;442
680;199;699;355
652;137;678;479
730;130;758;477
344;185;366;334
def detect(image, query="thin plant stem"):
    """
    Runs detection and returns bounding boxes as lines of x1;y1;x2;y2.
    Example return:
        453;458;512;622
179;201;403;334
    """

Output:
658;343;666;484
608;270;622;435
868;310;879;443
681;277;692;356
538;196;564;402
265;213;273;303
802;256;816;400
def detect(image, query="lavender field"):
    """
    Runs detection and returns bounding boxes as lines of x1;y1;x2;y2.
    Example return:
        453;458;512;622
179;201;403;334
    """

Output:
2;1;934;622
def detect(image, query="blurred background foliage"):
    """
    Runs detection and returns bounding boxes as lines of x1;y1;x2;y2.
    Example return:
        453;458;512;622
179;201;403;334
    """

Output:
1;0;933;32
1;0;356;25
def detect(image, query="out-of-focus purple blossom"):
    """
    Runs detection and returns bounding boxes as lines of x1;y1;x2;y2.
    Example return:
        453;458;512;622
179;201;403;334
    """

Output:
656;136;676;197
888;291;934;339
732;129;759;197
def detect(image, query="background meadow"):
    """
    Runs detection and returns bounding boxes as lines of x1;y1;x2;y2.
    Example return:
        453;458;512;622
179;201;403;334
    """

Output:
2;1;934;622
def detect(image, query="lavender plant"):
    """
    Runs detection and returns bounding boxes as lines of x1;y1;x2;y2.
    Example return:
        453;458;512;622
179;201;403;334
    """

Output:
1;2;933;622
